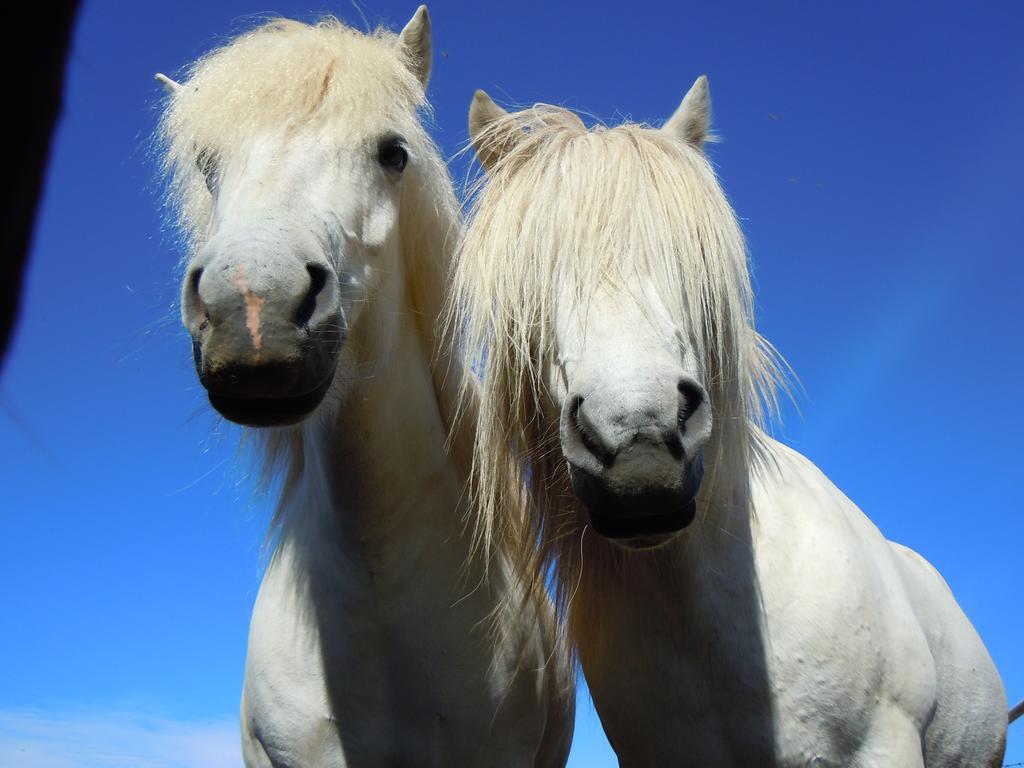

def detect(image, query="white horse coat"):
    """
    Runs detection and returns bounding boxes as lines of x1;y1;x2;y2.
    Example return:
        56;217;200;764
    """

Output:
576;434;1006;765
453;80;1009;766
157;10;573;766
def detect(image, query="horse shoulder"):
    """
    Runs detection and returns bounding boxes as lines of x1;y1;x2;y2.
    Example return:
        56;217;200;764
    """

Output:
242;548;351;766
887;541;1008;764
751;439;940;754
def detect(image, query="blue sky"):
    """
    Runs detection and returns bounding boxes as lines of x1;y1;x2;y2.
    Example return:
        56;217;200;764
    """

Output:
1;1;1020;765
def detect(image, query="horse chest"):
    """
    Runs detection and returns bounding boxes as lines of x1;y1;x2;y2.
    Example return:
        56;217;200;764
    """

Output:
581;597;779;766
245;537;545;766
748;465;941;764
583;587;935;767
578;488;940;766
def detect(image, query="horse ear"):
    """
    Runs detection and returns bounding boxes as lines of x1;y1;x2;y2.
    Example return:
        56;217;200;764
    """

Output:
663;75;712;149
469;90;524;173
155;73;182;95
398;5;432;87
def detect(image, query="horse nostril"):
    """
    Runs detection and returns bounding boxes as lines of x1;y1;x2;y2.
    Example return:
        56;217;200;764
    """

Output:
185;267;211;330
677;379;705;429
294;263;329;329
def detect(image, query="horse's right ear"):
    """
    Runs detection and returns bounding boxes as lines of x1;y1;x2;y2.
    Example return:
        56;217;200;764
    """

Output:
663;75;712;150
398;5;432;87
469;90;525;173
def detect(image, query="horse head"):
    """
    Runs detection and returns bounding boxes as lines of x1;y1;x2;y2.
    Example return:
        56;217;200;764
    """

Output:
159;8;433;427
461;77;768;550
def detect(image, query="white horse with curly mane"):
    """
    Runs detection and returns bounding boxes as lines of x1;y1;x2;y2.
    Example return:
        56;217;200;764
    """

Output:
155;9;573;767
451;78;1013;766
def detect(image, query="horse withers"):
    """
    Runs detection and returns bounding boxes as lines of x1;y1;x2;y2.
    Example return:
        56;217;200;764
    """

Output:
156;9;573;766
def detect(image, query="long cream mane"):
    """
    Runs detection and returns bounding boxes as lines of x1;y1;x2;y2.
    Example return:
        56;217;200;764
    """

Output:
448;104;786;621
155;16;468;521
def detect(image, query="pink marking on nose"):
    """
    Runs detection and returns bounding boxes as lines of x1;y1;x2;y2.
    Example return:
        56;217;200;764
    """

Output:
232;264;265;350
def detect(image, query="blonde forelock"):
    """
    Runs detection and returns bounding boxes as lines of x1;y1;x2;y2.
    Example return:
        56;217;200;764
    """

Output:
157;17;433;251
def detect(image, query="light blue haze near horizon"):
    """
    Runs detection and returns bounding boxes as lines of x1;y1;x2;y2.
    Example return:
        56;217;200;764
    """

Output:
0;1;1021;765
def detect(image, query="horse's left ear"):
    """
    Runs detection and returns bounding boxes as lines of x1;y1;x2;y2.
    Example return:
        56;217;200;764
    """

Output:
398;5;432;87
155;73;182;95
663;75;712;150
468;90;528;174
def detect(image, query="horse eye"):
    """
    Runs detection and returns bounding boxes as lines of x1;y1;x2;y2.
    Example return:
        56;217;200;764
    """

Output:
378;139;408;173
196;148;219;193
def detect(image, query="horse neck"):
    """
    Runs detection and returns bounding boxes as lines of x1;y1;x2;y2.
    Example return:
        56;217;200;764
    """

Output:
397;168;474;472
350;303;463;516
272;245;470;591
332;328;464;560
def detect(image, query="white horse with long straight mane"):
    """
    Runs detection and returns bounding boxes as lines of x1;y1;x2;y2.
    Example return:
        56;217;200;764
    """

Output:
451;79;1014;766
155;9;573;766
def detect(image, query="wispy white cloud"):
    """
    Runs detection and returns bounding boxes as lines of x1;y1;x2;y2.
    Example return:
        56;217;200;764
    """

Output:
0;708;241;768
